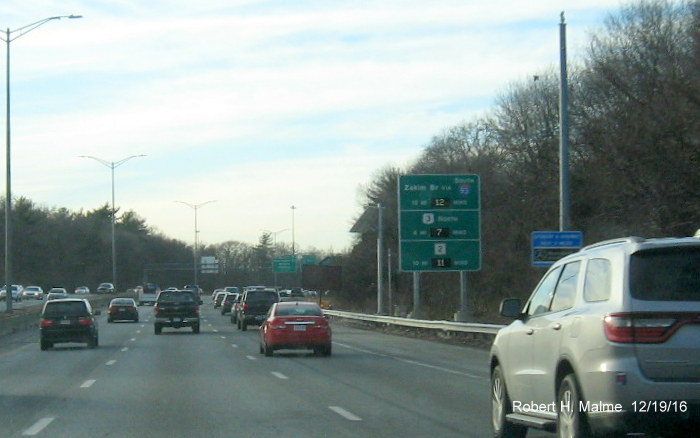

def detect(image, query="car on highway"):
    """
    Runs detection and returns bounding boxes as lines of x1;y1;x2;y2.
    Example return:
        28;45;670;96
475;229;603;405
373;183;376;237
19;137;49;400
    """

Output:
39;298;100;350
229;293;242;325
137;283;160;306
154;289;202;334
213;290;227;308
220;292;238;315
490;236;700;438
211;288;225;301
108;297;139;322
0;284;23;302
236;288;279;331
96;282;115;294
74;286;90;295
259;301;331;357
183;284;202;295
22;285;44;300
46;287;69;301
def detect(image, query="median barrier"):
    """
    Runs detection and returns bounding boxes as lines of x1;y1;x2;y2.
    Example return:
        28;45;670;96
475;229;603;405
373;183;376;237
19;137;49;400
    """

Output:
324;309;506;347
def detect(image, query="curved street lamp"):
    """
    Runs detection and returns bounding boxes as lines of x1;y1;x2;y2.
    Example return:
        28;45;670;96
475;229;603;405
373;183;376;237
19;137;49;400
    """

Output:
2;15;82;313
80;154;146;292
175;200;216;287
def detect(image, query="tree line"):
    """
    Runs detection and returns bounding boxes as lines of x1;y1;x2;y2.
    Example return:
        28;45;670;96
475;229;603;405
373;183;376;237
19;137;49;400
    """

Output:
338;0;700;319
1;1;697;322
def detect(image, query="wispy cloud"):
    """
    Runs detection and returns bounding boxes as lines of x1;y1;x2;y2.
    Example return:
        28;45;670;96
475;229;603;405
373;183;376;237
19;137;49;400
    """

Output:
4;0;623;250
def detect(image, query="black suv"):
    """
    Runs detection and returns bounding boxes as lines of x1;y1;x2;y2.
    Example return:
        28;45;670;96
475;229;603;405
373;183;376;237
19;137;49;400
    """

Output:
236;289;279;331
154;290;202;334
40;299;100;350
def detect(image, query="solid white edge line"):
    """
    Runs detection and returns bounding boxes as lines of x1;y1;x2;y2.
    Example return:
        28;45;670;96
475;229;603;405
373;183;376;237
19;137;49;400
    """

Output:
329;406;362;421
23;417;55;436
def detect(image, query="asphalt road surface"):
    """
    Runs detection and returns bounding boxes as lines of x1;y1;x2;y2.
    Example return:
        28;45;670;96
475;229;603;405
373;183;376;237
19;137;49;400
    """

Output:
0;302;554;438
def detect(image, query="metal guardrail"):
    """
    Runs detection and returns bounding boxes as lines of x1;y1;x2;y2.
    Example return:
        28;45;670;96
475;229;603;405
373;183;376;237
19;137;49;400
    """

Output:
324;309;506;335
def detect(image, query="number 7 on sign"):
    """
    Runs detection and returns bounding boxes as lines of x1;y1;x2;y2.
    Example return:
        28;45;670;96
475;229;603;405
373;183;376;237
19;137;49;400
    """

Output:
434;243;447;256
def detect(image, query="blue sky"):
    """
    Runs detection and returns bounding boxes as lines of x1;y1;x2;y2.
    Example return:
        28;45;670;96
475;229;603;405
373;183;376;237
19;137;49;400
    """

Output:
1;0;625;252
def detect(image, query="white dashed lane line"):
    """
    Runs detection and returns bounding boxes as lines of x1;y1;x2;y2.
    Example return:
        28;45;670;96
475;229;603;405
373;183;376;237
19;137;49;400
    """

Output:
329;406;362;421
80;379;96;388
246;355;257;361
106;360;117;366
271;372;288;380
121;347;129;352
22;417;55;436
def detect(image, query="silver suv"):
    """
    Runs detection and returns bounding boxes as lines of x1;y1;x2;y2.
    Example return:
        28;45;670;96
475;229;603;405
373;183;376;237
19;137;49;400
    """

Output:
490;236;700;437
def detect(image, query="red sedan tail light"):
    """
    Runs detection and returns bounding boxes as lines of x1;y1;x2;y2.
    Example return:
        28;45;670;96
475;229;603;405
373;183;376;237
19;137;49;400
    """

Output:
270;318;286;330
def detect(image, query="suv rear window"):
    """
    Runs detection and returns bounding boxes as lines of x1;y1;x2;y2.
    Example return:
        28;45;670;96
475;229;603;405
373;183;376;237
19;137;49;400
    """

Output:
43;301;88;317
246;291;278;303
630;247;700;301
158;292;196;303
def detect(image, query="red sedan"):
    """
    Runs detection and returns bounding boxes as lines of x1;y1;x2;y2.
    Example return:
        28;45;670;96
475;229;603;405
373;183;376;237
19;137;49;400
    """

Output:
259;302;331;357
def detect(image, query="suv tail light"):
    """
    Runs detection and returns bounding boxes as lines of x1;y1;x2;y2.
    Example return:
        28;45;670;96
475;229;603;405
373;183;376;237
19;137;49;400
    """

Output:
78;317;93;326
604;312;699;343
242;303;249;312
40;319;53;327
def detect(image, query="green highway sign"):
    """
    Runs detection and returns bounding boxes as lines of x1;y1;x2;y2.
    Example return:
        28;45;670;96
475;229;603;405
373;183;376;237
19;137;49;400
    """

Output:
399;210;479;240
399;174;479;210
400;240;481;271
398;174;481;272
272;256;297;273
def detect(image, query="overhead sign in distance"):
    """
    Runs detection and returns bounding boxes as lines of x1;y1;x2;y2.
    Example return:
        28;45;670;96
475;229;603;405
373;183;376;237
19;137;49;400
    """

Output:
272;256;297;273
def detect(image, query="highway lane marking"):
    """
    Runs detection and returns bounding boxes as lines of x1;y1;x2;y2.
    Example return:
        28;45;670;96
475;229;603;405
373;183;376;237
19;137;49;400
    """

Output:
246;355;257;361
136;330;141;334
121;347;129;352
334;342;483;379
329;406;362;421
22;417;55;436
231;344;239;348
130;338;136;342
106;360;117;366
80;379;96;388
271;372;288;380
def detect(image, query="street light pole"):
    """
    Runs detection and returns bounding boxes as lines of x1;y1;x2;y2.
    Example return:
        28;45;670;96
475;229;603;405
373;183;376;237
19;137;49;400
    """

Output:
80;155;146;292
290;206;296;257
175;200;216;287
262;228;289;288
2;15;82;313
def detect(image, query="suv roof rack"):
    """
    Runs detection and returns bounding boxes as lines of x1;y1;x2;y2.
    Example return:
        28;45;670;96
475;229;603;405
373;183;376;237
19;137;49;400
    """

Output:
581;236;645;252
